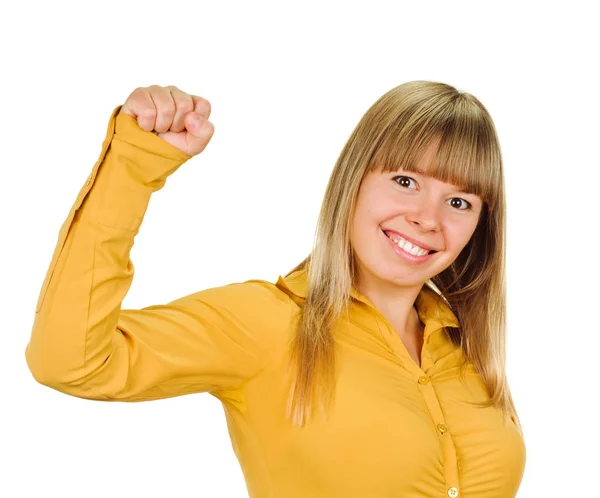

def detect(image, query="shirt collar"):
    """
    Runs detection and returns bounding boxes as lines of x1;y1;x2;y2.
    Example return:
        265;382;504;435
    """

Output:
275;266;460;333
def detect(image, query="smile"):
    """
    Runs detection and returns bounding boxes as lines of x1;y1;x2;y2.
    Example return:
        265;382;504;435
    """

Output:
384;231;434;256
382;230;437;263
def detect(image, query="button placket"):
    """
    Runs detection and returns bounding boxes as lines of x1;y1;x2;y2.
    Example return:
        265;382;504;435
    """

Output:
415;373;460;496
369;307;463;495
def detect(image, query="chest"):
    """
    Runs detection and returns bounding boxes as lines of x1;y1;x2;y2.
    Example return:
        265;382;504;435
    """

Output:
264;343;526;497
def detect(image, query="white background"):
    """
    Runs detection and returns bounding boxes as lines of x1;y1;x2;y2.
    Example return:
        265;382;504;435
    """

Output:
1;1;598;497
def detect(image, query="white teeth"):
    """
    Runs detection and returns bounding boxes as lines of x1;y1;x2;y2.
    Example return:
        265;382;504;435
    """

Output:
387;233;429;256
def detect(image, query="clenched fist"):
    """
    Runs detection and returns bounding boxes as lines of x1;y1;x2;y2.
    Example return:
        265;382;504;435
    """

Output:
119;85;214;157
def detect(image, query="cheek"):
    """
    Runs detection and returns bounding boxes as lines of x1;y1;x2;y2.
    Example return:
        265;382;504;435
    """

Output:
365;192;400;223
354;196;383;227
447;224;478;252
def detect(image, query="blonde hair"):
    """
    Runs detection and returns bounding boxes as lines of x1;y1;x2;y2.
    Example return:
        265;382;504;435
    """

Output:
284;80;524;436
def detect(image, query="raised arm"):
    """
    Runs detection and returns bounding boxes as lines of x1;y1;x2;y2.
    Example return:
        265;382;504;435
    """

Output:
25;86;268;401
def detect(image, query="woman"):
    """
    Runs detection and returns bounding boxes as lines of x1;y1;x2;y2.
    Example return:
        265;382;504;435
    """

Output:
26;81;526;497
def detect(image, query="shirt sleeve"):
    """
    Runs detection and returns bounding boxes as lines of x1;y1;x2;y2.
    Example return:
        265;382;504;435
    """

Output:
25;106;265;402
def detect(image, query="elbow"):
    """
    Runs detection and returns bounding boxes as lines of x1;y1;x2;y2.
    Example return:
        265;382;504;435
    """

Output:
24;342;117;401
24;342;71;389
25;342;56;387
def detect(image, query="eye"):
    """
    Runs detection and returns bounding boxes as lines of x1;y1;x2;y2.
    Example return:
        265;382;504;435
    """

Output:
392;175;473;211
392;175;417;189
447;198;472;211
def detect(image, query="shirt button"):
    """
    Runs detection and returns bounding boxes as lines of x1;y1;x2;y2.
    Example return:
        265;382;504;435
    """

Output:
447;487;459;497
437;423;448;435
418;375;429;384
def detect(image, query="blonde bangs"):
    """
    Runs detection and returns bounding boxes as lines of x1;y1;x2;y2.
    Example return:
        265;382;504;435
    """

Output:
366;90;502;211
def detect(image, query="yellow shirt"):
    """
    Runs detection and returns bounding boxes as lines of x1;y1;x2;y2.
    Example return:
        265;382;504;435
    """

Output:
26;105;527;498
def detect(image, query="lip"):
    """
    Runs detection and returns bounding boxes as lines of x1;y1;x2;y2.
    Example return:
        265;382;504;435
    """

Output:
382;229;435;263
382;228;438;252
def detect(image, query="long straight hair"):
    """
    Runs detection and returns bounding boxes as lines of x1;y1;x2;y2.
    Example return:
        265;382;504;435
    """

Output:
284;80;523;436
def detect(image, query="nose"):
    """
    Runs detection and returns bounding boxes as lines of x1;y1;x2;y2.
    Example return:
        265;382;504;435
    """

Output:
406;202;440;232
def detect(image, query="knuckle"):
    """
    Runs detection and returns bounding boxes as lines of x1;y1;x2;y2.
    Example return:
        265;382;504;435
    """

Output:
126;87;142;102
148;84;165;96
178;99;194;114
197;97;211;115
168;86;194;113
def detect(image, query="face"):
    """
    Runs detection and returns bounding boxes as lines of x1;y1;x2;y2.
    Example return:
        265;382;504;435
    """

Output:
350;143;483;294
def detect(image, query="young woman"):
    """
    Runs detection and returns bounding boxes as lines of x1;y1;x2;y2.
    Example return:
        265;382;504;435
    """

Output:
26;81;526;497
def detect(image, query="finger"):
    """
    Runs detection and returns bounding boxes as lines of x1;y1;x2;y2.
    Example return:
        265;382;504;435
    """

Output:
168;86;195;133
191;95;211;120
148;85;176;133
125;88;157;132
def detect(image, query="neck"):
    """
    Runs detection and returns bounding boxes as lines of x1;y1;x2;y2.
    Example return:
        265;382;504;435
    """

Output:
354;273;424;337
